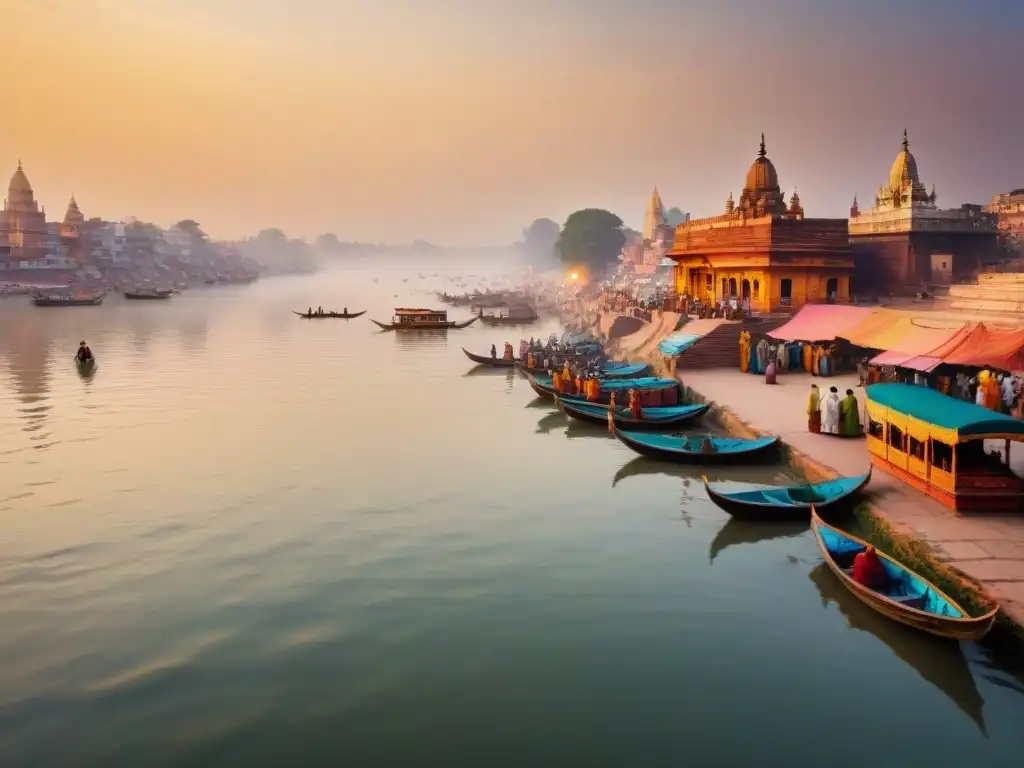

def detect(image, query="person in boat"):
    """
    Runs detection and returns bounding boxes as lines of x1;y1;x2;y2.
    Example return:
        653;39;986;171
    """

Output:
308;306;312;316
822;386;841;435
344;307;348;315
607;391;617;432
807;384;821;433
77;341;94;362
852;545;886;588
628;389;642;420
490;344;497;358
698;435;717;453
840;389;861;437
317;306;323;315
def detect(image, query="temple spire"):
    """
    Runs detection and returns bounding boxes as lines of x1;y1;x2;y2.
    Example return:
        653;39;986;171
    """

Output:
902;128;909;151
758;133;766;157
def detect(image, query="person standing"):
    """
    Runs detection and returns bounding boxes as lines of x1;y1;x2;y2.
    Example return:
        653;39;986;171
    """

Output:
840;389;861;437
822;386;841;435
807;384;821;433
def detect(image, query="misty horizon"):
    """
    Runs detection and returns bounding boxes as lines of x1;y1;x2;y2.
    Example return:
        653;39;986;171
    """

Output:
6;0;1023;246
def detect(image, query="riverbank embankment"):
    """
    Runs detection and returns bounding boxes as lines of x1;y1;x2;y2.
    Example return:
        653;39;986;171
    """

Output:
678;368;1024;631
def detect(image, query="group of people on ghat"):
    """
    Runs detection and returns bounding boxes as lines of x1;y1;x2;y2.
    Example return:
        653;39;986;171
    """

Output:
739;330;838;383
806;384;861;437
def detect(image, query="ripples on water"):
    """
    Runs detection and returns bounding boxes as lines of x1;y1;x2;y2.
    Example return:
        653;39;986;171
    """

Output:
1;263;1023;766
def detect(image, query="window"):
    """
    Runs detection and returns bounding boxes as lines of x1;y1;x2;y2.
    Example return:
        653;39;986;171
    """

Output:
908;436;926;461
868;418;884;440
780;278;793;306
931;440;953;472
706;274;713;289
888;425;906;452
752;279;760;298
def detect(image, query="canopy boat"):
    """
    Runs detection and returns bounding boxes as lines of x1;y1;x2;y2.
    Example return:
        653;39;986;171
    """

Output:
293;309;366;319
462;348;517;367
529;374;679;405
556;395;709;431
611;425;779;464
864;383;1024;512
124;288;173;300
810;507;998;641
370;308;478;331
479;304;539;325
702;469;871;519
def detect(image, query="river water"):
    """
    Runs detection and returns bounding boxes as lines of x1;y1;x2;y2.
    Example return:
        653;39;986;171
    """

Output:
1;260;1022;766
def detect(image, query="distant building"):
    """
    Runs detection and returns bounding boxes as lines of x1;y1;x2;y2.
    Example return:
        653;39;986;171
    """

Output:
666;135;853;312
849;131;998;291
642;187;665;242
0;162;49;265
984;188;1024;242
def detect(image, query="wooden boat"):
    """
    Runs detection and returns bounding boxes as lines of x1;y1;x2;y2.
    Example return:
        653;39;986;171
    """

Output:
74;356;96;373
124;289;172;300
864;382;1024;512
370;308;478;331
598;362;650;379
479;305;539;325
556;395;709;431
702;469;871;519
610;424;779;464
529;374;679;404
33;291;105;307
293;310;367;319
809;507;998;641
462;348;517;367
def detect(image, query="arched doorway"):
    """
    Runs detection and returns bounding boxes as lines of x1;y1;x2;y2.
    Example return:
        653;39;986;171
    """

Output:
826;277;838;303
721;278;729;297
728;278;738;297
741;279;751;310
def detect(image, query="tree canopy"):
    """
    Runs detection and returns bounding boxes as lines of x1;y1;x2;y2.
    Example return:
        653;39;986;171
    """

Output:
520;218;560;257
664;207;688;227
556;209;625;274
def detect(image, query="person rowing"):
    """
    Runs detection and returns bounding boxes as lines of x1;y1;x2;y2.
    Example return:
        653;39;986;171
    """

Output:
76;341;94;363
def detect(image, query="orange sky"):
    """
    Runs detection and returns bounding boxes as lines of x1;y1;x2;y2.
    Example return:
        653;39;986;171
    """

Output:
3;0;1022;245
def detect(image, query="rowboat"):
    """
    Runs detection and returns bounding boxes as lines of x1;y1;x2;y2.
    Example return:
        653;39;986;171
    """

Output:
702;469;871;519
556;395;709;431
529;374;678;402
124;289;173;300
462;348;517;367
610;424;779;464
74;356;96;375
293;310;366;319
810;507;998;641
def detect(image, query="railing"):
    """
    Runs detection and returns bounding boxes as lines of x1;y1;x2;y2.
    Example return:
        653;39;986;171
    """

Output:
779;297;793;307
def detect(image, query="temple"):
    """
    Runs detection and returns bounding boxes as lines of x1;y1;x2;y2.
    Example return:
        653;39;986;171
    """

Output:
642;187;667;241
666;135;853;312
0;161;85;270
849;130;998;292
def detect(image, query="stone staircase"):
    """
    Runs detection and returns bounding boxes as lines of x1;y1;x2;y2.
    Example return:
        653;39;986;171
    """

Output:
674;317;790;370
948;273;1024;314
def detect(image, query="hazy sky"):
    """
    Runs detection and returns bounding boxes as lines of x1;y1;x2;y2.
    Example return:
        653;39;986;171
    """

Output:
4;0;1022;245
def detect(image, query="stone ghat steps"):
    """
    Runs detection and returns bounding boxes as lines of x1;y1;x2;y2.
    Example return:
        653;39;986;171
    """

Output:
949;299;1024;313
674;318;790;370
949;285;1024;302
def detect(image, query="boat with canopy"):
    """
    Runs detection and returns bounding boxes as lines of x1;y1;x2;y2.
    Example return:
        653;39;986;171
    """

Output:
702;470;871;519
864;383;1024;512
810;507;997;641
370;308;478;331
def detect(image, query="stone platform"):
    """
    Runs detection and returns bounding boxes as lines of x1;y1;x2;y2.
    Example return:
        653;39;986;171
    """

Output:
677;368;1024;625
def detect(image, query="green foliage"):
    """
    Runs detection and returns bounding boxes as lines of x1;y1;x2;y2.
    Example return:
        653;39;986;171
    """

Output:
521;218;560;257
556;209;625;273
664;207;689;227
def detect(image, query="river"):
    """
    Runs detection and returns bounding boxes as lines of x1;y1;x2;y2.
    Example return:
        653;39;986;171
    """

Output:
1;261;1023;766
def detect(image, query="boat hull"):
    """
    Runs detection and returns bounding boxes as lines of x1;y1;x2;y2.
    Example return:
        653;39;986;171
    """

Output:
294;310;366;319
462;348;517;367
612;426;779;464
370;316;478;331
703;470;872;520
124;292;172;300
810;508;997;641
479;314;539;325
34;296;104;307
557;395;709;431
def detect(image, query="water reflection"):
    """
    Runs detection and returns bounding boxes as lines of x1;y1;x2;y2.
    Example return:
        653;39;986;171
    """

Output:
612;456;797;488
708;517;809;564
808;563;987;735
564;420;613;441
535;411;567;435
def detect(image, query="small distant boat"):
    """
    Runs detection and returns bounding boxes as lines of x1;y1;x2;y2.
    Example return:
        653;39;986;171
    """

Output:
611;425;779;464
124;289;173;300
370;308;478;331
462;348;517;367
703;470;872;519
33;290;105;307
74;356;96;374
810;507;997;641
556;395;710;431
293;310;367;319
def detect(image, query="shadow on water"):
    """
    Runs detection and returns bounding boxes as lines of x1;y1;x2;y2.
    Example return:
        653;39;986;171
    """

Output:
535;411;567;435
612;455;797;488
565;420;614;442
708;517;809;564
524;398;553;410
462;365;516;380
393;330;450;351
808;562;988;736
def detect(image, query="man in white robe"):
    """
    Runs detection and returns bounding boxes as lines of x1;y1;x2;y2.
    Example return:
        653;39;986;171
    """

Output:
822;386;841;435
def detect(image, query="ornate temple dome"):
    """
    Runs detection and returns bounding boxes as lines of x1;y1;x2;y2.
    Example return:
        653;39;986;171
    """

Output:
888;129;921;190
64;195;84;225
6;161;38;211
745;134;780;193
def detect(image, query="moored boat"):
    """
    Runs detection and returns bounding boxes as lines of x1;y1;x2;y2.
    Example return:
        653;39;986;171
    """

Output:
529;374;679;405
810;507;998;641
370;308;478;331
556;395;709;431
595;362;649;379
702;469;872;519
293;309;367;319
33;290;105;307
611;425;779;464
462;348;517;367
124;288;173;299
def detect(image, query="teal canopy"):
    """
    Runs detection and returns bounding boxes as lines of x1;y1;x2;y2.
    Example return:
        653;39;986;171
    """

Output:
865;383;1024;438
658;332;700;356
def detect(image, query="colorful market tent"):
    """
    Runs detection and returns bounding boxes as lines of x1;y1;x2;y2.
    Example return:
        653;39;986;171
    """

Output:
929;324;1024;373
768;305;875;342
841;314;968;354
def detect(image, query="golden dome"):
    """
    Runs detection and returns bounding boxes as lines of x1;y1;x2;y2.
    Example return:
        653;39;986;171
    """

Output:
888;129;921;190
8;160;32;195
745;134;779;192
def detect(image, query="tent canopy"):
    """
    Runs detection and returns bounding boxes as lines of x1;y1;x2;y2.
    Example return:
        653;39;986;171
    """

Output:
768;305;875;342
931;325;1024;373
841;314;968;355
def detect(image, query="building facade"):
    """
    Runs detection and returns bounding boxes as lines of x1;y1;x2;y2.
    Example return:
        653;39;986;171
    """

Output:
984;188;1024;243
666;136;853;312
849;131;998;292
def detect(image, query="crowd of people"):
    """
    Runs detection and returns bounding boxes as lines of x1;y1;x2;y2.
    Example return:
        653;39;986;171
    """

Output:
806;384;862;437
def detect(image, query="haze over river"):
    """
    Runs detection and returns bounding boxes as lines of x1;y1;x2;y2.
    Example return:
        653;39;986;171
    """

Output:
1;261;1023;766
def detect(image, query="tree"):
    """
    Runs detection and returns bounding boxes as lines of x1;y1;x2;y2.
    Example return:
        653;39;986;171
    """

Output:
556;209;625;274
520;218;560;257
315;233;341;253
174;219;208;245
664;207;689;227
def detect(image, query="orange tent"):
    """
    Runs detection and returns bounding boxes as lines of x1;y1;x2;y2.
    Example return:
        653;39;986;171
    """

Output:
932;324;1024;372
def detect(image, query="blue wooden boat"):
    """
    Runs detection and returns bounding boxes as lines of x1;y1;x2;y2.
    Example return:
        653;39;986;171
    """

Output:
529;374;678;403
611;424;779;464
597;362;650;379
810;507;997;641
702;469;871;519
556;395;709;431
